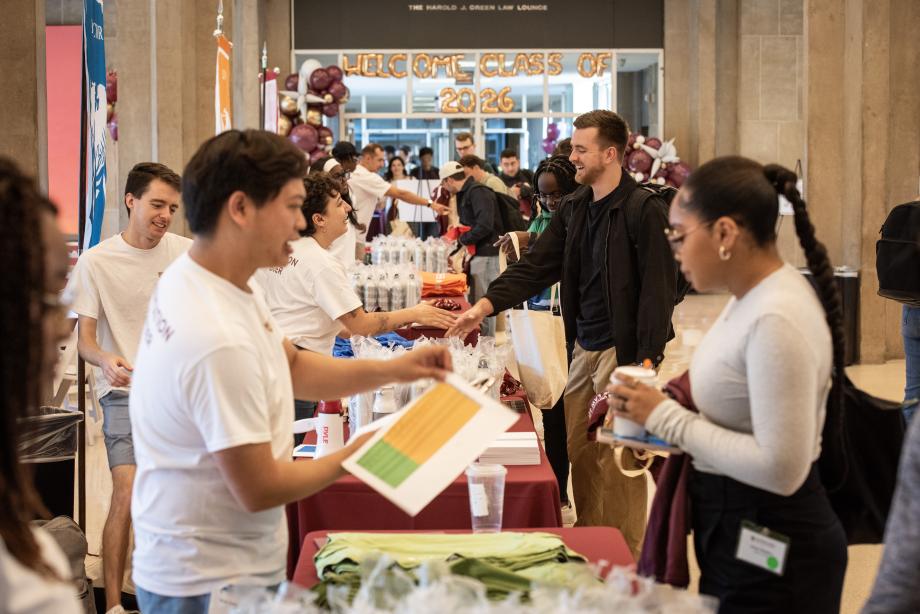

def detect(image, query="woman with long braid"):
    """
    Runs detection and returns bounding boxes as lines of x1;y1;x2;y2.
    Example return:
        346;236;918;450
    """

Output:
0;157;79;611
608;156;847;612
494;155;579;525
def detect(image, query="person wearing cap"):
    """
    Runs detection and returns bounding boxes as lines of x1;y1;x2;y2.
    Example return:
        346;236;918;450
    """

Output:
336;143;449;265
440;160;503;336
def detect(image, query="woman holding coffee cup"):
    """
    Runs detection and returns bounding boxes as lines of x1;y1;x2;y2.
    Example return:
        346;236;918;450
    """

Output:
607;157;847;612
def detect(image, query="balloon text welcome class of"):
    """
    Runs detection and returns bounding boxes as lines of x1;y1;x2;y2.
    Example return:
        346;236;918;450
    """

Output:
341;51;615;80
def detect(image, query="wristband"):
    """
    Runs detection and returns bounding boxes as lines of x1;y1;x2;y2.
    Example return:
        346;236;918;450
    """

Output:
426;200;433;208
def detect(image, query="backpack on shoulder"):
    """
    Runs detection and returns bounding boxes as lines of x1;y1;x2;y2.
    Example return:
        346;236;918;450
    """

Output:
622;183;693;305
493;190;529;233
876;200;920;306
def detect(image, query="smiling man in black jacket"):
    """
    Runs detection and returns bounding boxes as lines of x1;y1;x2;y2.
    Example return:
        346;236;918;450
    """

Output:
448;110;677;555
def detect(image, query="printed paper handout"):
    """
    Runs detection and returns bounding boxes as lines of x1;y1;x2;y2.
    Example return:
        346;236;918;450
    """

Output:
342;373;518;516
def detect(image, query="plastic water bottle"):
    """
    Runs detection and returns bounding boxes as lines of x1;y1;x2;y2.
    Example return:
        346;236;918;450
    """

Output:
390;273;406;311
376;273;391;312
351;270;365;302
314;399;344;458
436;242;449;273
372;386;398;422
363;273;378;312
405;272;420;308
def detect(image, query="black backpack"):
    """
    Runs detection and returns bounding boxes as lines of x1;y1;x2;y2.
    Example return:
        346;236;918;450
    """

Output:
623;183;693;305
493;189;529;233
876;200;920;306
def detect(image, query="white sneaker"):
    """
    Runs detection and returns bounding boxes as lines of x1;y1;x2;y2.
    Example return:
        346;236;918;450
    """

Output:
561;503;576;527
105;607;126;614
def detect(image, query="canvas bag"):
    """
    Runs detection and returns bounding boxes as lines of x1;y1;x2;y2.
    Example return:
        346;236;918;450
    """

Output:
500;232;568;409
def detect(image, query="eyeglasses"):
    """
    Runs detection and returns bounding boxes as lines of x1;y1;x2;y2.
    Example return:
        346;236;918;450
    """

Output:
536;192;564;206
664;222;713;250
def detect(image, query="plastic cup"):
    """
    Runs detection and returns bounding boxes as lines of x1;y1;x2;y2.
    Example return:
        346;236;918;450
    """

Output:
465;463;507;533
609;366;658;439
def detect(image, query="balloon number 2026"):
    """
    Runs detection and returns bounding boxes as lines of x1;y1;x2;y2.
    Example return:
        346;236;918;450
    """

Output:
439;87;514;114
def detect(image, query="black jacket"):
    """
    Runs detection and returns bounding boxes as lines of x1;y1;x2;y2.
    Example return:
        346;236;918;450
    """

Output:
483;173;677;365
457;177;502;257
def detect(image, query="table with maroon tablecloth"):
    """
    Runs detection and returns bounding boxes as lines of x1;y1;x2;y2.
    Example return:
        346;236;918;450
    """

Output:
395;295;479;346
285;406;560;578
291;527;633;588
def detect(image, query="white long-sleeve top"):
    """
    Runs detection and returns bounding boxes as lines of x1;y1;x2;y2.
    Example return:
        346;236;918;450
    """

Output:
646;264;832;496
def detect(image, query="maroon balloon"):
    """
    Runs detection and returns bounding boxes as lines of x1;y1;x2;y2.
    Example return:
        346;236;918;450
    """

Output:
309;68;332;92
106;71;117;104
284;72;299;92
645;137;662;150
626;149;653;174
328;81;348;102
310;148;327;163
541;138;556;155
317;125;333;140
107;114;118;141
288;123;318;153
326;65;343;83
546;122;559;140
321;103;339;117
669;161;692;188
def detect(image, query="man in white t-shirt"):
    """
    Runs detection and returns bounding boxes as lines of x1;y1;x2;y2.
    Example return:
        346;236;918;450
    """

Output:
68;162;191;614
329;142;448;265
129;130;452;613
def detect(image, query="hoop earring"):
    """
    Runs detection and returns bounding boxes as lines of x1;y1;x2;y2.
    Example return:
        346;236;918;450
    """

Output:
719;245;732;261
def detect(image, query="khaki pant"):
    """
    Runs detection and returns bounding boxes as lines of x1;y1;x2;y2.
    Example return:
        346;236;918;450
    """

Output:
564;343;647;557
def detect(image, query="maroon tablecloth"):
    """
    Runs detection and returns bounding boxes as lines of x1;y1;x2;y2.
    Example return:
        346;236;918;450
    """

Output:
286;406;561;578
395;296;479;346
292;527;634;588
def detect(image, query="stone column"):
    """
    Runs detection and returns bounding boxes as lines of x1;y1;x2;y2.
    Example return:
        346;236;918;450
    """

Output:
806;0;920;361
0;0;48;187
263;0;292;75
232;0;260;130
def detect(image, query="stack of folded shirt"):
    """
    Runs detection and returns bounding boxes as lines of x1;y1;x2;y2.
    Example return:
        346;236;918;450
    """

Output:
420;271;468;298
313;532;595;606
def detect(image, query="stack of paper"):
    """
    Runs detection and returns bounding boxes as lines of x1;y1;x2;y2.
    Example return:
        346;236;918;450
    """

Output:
479;432;540;466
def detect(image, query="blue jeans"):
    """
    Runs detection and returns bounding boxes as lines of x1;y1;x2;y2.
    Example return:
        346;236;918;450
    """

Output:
136;586;209;614
904;306;920;421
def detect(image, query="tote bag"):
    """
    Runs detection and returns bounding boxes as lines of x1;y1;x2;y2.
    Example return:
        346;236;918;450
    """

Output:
501;232;568;410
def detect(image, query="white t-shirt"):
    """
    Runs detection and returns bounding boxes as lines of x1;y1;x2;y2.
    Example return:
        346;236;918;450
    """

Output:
349;164;391;231
328;220;359;266
130;253;294;597
646;264;832;495
68;232;192;399
0;528;80;613
254;236;362;355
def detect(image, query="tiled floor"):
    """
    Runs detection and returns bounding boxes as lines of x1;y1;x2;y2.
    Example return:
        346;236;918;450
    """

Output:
77;292;907;611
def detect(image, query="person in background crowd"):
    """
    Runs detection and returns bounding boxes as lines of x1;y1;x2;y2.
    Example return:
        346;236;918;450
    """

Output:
410;147;439;180
863;405;920;612
0;157;80;612
129;130;452;612
383;145;396;165
330;144;448;266
498;148;534;189
384;156;409;183
310;157;361;265
331;141;359;175
553;138;572;158
454;131;497;174
399;145;413;166
608;157;848;611
440;160;504;336
494;155;579;526
68;162;191;614
458;154;511;196
449;111;677;557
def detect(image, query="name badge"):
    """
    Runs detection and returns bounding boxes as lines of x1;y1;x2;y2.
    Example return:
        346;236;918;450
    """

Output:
735;520;789;576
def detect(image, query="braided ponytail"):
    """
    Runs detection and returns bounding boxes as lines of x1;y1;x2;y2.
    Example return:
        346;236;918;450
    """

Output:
763;164;847;483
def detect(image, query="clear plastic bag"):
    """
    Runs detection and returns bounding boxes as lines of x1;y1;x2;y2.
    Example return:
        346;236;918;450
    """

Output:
18;406;84;463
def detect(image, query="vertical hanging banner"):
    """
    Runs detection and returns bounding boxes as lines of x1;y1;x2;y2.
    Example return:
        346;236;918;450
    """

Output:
261;69;279;134
82;0;107;251
215;34;233;134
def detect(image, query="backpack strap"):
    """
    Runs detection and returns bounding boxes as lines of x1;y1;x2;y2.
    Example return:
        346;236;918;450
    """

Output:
623;185;656;249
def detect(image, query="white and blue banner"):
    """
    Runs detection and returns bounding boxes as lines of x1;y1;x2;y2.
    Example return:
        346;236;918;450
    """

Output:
82;0;107;251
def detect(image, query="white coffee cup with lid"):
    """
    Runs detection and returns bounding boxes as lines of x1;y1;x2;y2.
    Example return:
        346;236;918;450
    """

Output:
609;366;658;439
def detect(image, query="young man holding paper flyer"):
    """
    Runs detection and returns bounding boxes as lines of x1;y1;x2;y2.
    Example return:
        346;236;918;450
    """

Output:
129;130;451;613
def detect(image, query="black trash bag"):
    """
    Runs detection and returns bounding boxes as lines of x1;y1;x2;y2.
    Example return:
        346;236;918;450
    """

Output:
18;406;84;463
